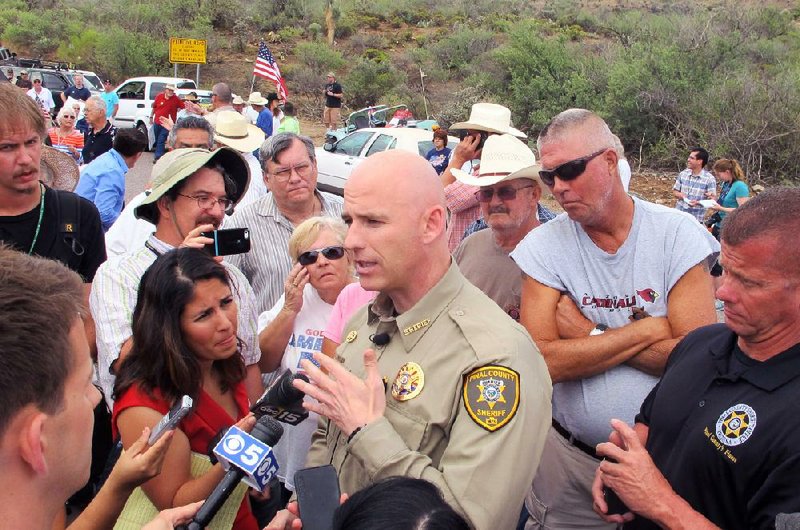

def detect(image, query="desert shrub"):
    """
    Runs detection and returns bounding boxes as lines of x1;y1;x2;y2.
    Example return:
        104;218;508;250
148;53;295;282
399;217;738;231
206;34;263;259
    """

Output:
347;33;387;56
95;27;168;79
294;41;346;76
2;10;69;56
344;58;405;108
428;24;495;74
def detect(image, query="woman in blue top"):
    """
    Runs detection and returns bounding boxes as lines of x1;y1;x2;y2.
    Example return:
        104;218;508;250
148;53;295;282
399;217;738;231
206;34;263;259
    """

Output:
425;128;451;175
708;158;750;237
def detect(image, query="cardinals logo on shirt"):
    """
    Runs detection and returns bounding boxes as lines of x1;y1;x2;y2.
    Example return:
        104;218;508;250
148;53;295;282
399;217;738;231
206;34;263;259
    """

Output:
636;288;660;303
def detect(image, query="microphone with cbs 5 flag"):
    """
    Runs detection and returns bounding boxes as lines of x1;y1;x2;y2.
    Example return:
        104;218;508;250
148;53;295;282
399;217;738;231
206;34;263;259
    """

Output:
178;415;283;530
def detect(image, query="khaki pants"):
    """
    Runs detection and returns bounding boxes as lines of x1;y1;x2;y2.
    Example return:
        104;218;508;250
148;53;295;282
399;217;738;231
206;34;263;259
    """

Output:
524;427;615;529
323;106;341;129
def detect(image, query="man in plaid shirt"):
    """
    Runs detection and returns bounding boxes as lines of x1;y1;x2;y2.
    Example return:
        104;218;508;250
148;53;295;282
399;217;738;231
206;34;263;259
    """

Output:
673;147;716;222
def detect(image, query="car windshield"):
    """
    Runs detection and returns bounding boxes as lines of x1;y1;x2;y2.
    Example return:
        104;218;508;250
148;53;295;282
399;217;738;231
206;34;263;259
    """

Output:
82;75;102;90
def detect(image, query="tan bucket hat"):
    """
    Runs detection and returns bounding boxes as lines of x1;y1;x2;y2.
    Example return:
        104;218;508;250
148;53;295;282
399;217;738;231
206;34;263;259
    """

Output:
40;146;79;191
247;91;268;106
135;147;250;223
452;134;546;193
209;110;265;153
450;103;526;138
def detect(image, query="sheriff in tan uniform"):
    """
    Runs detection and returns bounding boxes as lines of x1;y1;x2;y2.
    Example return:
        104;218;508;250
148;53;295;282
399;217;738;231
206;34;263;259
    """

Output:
305;263;553;530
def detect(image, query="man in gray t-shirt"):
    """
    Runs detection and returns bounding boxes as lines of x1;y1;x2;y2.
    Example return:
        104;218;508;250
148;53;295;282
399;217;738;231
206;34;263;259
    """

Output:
511;109;719;529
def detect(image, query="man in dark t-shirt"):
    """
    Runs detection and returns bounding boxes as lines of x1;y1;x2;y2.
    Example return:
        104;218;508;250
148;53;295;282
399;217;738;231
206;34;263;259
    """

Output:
61;73;92;102
15;69;32;89
592;188;800;530
322;72;343;131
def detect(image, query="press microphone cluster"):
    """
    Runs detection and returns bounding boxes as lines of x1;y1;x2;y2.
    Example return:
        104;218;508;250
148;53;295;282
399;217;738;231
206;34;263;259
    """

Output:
180;415;284;530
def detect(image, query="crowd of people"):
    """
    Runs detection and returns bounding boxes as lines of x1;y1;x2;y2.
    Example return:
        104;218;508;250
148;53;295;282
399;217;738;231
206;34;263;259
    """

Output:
1;66;798;530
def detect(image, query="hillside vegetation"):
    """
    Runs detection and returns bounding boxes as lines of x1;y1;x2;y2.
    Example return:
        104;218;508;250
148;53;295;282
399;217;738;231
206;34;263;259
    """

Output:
2;0;799;184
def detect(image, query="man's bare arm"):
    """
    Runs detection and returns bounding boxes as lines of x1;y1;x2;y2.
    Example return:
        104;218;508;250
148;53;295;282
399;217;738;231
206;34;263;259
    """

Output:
519;275;671;383
626;264;717;375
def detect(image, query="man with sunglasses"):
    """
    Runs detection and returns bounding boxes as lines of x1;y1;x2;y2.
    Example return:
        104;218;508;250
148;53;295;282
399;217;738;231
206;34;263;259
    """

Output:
91;147;265;408
511;109;719;529
452;134;550;321
26;76;55;116
225;132;343;315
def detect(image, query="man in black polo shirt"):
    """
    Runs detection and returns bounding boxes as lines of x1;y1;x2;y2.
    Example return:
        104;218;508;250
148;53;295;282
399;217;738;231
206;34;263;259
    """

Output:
592;187;800;530
82;95;116;164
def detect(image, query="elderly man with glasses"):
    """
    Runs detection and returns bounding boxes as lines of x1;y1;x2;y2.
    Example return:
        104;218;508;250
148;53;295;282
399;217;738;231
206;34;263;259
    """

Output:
452;134;554;322
225;132;343;315
511;108;720;529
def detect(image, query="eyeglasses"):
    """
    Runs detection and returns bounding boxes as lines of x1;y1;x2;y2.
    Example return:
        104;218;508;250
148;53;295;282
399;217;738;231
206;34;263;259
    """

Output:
177;193;233;212
271;162;313;182
538;149;608;187
298;246;345;266
474;183;534;202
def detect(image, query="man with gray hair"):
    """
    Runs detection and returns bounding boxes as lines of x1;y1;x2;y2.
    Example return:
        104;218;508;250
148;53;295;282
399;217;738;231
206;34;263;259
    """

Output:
511;108;719;528
82;95;116;164
225;132;343;314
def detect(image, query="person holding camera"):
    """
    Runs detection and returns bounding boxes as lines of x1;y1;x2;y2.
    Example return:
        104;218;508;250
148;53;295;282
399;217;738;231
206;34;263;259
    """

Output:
439;103;527;251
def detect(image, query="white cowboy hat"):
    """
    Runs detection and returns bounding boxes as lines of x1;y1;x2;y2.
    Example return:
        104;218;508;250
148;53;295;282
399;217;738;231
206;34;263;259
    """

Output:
40;146;79;192
247;91;268;106
165;84;177;91
208;110;265;153
450;103;526;138
232;94;245;105
452;134;547;194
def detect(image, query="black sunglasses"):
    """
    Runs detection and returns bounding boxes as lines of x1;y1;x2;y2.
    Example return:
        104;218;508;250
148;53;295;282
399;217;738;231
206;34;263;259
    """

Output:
538;148;608;187
298;246;345;266
474;184;534;202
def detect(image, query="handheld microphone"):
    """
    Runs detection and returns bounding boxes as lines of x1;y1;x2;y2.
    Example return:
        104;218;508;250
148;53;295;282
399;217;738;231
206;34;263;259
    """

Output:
183;415;284;530
250;369;309;425
369;332;391;346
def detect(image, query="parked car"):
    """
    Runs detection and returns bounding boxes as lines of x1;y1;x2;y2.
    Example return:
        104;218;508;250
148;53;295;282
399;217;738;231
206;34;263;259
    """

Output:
315;127;459;195
112;76;197;146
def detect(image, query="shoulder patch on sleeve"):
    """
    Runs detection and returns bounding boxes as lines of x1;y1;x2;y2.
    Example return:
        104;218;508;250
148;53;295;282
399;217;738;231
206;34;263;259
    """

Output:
462;365;520;432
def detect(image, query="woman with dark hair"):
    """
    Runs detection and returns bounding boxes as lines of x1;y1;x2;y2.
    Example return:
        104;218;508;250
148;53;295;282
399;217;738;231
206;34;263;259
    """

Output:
112;248;258;530
332;477;469;530
426;128;452;175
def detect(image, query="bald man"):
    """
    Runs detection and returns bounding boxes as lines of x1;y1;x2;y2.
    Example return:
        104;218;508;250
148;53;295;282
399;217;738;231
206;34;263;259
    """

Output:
267;150;553;530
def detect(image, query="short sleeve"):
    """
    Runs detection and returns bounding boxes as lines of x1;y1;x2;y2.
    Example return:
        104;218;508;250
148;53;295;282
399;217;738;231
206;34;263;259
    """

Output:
258;293;285;334
510;220;568;292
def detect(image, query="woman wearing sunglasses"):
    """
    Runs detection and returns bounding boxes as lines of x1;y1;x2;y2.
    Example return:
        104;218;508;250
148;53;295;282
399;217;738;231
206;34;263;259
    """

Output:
257;216;355;507
48;105;85;162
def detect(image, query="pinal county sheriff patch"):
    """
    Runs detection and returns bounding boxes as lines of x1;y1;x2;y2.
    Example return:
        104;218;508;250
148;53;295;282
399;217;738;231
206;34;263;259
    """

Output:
462;365;520;432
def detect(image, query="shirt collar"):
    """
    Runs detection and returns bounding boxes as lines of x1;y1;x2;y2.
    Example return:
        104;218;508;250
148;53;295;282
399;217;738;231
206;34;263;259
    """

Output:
710;328;800;391
366;261;464;352
144;234;175;256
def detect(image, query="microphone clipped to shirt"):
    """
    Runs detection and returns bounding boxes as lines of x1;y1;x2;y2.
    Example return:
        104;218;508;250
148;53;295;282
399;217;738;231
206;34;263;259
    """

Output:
369;332;391;346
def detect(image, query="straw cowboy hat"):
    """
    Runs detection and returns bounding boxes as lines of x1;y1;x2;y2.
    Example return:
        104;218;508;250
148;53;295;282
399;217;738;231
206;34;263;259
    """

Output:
135;147;250;223
247;92;268;106
450;103;526;138
231;94;245;105
40;146;79;191
209;110;265;153
452;134;547;194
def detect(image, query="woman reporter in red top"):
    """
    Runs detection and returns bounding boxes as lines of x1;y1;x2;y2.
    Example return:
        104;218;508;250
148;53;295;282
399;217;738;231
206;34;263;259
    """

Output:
112;248;258;530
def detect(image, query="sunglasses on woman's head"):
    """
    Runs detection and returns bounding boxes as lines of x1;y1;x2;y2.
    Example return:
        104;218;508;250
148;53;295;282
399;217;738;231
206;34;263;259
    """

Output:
538;148;608;187
298;246;345;266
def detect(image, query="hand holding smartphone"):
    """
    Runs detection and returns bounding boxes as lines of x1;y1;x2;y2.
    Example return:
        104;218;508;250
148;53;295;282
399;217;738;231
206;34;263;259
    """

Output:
295;465;340;530
201;228;251;257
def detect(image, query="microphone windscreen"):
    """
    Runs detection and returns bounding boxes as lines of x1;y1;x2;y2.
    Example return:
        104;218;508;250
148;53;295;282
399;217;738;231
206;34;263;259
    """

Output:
251;415;284;446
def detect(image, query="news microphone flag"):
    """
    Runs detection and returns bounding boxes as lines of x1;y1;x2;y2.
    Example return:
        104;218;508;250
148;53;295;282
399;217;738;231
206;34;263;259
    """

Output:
213;425;279;491
254;41;288;101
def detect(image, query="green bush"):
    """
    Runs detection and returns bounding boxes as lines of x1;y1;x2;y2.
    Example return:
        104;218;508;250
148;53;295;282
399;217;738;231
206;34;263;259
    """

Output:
2;10;68;56
294;41;346;76
95;27;168;79
429;24;495;74
344;58;405;108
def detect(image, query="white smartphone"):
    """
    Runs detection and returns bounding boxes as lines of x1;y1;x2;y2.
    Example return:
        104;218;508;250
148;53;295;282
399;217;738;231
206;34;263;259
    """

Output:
148;395;193;445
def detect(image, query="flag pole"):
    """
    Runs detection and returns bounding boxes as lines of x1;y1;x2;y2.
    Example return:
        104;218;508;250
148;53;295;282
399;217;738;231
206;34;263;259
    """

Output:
250;74;256;94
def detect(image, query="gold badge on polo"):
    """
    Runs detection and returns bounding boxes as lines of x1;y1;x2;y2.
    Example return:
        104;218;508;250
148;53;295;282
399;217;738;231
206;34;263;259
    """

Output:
392;362;424;401
345;330;357;343
463;365;520;432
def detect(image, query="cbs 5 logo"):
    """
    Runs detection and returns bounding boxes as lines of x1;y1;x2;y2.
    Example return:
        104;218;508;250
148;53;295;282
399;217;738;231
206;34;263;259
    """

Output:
222;433;267;467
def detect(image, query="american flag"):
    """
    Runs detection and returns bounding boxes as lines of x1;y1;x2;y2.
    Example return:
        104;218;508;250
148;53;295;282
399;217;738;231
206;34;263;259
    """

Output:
253;41;288;100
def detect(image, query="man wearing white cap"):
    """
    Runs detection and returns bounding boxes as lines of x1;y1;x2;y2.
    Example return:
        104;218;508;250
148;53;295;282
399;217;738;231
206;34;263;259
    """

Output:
243;92;262;124
441;102;526;251
150;83;184;162
91;147;264;406
452;134;550;322
232;94;246;114
210;109;269;207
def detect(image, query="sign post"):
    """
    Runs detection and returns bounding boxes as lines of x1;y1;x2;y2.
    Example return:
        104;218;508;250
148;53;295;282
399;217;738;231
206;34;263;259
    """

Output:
169;38;207;86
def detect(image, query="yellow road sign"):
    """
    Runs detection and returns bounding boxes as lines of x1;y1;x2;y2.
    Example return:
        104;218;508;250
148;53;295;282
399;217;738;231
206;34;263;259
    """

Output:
169;38;207;64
